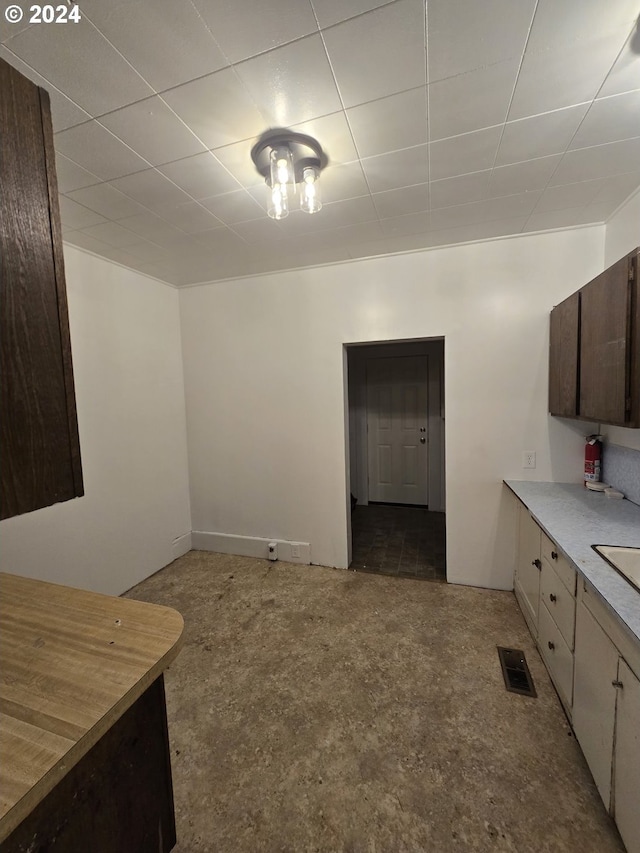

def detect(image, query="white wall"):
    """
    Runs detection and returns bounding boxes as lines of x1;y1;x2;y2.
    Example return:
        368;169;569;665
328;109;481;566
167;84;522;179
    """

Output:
0;246;192;596
602;189;640;451
180;226;604;589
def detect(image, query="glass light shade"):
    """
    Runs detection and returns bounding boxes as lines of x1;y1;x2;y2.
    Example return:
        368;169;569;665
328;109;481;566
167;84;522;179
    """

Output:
267;182;289;220
299;166;322;214
270;146;294;194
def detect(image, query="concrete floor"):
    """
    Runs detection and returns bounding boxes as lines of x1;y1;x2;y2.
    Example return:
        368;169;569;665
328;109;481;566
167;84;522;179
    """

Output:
126;550;624;853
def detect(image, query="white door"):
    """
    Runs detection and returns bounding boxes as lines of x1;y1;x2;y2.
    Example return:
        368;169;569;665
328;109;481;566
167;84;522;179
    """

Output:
366;356;428;504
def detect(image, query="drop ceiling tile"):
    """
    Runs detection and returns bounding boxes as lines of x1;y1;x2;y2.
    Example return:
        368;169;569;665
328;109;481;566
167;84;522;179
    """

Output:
310;0;392;28
429;126;502;181
1;17;32;42
58;196;108;230
488;154;562;197
598;31;640;97
311;195;379;229
373;183;430;218
348;238;393;260
154;201;223;233
231;217;288;244
191;0;318;63
549;137;640;185
158;153;241;199
108;170;192;210
190;227;248;253
322;0;426;108
429;59;519;139
587;199;630;220
98;97;206;167
199;190;270;224
430;191;541;230
123;241;175;264
0;47;91;132
524;0;638;54
495;105;590;166
430;171;491;209
570;91;640;149
425;215;530;247
534;179;609;213
314;161;369;204
54;154;101;193
233;34;341;127
379;211;431;237
80;0;228;92
79;221;143;249
427;0;535;81
523;206;604;232
63;230;113;254
113;212;191;244
66;183;147;220
54;121;149;181
5;19;153;116
291;111;359;165
347;88;427;159
287;219;384;249
508;27;632;120
213;139;265;189
361;144;428;194
162;68;268;151
589;170;640;204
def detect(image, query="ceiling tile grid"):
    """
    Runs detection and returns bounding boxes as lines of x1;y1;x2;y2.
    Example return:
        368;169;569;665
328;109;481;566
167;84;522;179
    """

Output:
1;0;638;285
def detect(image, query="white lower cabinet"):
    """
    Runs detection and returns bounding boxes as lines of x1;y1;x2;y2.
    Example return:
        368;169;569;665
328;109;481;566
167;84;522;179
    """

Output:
513;504;576;717
614;658;640;852
511;496;640;852
539;601;574;711
573;600;618;806
573;584;640;853
514;503;541;637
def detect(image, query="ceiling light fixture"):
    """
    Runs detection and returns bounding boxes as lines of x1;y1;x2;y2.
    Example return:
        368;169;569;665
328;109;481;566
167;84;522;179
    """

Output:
250;129;328;220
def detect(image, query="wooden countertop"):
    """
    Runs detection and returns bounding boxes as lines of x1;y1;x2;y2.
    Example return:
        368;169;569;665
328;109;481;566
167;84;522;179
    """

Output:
0;572;184;841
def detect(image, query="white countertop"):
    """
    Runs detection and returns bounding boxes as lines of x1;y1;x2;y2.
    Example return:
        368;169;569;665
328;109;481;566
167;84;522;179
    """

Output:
504;481;640;645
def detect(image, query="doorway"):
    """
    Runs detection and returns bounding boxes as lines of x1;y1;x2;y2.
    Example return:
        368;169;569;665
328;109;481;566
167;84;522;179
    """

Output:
345;339;446;580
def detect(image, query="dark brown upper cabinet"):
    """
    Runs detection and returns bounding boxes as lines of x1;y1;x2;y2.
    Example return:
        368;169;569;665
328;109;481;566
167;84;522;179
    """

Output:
0;58;83;519
549;249;639;428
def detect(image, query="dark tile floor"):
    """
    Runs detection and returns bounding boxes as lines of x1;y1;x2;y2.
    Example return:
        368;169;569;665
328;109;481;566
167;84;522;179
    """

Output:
350;502;446;581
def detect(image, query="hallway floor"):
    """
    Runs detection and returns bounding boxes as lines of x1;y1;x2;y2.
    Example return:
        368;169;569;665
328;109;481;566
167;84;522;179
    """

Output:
126;551;622;853
350;503;446;581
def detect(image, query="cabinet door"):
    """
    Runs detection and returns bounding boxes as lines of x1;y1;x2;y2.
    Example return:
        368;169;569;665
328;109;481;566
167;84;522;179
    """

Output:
573;601;618;808
514;506;541;636
613;658;640;853
579;253;633;425
0;58;83;518
549;291;579;417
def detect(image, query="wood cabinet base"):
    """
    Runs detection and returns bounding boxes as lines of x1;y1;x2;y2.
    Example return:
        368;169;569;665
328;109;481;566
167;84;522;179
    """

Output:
1;676;176;853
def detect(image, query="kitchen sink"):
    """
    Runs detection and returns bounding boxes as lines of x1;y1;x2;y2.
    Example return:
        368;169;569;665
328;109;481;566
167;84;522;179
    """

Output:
593;545;640;592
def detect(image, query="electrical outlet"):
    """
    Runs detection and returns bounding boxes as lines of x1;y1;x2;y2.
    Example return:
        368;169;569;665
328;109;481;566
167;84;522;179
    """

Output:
291;544;301;559
522;451;536;469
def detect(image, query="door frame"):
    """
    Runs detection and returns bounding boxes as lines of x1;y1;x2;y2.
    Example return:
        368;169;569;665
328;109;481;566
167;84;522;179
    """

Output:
343;338;445;564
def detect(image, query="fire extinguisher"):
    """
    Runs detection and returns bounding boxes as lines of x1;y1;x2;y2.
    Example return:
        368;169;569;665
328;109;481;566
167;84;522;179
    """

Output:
584;435;603;484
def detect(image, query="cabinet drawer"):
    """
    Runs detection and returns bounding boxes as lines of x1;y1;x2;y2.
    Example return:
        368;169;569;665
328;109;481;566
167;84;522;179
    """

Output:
541;560;576;650
541;533;576;595
539;602;574;712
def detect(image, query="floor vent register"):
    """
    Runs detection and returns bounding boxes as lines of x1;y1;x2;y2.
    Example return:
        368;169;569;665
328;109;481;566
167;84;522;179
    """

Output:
497;646;537;697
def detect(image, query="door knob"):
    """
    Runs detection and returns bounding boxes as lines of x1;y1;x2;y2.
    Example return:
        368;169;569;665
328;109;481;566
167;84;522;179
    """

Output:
420;437;426;443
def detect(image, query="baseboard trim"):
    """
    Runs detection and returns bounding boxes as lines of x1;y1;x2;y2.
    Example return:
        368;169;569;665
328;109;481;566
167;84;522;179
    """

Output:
191;531;311;564
171;532;192;560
